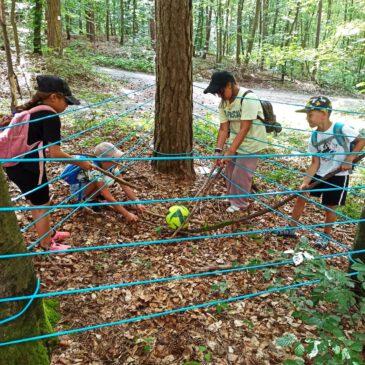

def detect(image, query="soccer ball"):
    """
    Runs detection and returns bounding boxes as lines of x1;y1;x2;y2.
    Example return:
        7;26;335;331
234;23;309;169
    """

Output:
165;205;190;229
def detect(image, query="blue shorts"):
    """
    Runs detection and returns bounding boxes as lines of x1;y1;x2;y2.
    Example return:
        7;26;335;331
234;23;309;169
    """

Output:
70;182;88;201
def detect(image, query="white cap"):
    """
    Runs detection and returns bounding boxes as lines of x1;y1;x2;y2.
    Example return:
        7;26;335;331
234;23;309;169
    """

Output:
94;142;123;158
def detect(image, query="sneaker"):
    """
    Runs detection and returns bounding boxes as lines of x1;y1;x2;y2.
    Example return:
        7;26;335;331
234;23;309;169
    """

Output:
52;231;70;242
49;240;71;251
275;229;297;238
226;203;249;213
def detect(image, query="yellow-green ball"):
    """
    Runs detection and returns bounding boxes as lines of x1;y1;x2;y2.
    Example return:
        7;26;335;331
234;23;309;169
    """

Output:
166;205;190;229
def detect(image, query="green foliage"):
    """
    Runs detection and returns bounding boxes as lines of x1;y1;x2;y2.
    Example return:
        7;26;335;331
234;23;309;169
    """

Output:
93;54;154;73
44;299;61;329
275;242;365;364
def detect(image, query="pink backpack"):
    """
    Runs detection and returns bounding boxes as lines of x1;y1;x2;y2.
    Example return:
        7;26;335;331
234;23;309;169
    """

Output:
0;105;57;167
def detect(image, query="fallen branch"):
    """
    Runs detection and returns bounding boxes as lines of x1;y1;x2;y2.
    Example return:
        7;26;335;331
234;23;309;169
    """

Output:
179;154;365;234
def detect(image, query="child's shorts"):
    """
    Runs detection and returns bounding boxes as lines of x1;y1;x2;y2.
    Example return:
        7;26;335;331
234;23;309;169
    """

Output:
309;174;349;206
70;182;88;201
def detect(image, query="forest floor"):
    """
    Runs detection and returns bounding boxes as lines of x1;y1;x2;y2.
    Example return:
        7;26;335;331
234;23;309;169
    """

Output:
1;46;365;364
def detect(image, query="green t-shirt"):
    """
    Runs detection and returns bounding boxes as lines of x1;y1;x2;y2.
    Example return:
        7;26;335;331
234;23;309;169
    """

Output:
219;88;267;154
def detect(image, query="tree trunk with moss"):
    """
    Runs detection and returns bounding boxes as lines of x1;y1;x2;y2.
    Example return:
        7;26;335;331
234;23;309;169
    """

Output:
153;0;195;179
0;167;51;365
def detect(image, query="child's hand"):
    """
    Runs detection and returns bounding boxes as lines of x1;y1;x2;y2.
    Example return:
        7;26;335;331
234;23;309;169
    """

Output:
136;204;146;213
299;183;310;191
340;158;353;171
125;212;138;222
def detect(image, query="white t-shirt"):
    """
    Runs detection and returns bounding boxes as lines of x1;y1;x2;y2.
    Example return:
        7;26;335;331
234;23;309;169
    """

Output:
219;88;267;154
308;123;359;176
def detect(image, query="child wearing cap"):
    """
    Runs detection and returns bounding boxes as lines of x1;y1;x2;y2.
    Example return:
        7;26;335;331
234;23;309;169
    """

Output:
277;96;365;247
204;71;268;212
61;142;145;222
3;75;93;251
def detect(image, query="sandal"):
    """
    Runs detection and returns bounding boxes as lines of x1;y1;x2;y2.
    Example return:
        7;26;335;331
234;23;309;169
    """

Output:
49;240;71;251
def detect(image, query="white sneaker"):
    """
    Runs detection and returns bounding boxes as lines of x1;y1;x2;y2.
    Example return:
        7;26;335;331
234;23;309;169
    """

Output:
226;205;241;213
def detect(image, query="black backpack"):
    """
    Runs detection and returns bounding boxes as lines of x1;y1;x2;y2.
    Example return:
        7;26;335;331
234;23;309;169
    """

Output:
240;90;282;135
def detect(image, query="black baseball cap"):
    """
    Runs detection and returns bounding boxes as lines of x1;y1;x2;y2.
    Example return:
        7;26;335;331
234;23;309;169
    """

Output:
36;75;81;105
204;71;236;94
296;96;332;113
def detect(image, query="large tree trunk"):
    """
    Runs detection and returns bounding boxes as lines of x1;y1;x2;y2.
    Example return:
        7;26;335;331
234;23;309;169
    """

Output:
0;168;51;365
33;0;43;54
46;0;62;54
153;0;195;179
244;0;260;67
0;0;18;111
10;0;20;64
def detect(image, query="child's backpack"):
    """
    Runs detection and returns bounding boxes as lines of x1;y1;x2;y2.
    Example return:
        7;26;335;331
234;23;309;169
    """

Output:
311;122;356;152
240;90;282;134
0;105;56;167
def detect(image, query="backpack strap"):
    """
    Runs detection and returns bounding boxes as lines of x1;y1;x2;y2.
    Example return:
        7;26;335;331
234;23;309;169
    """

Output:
333;122;349;152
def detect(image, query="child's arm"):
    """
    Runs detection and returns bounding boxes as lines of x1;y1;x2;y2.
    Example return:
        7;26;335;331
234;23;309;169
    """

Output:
341;136;365;171
216;122;229;166
121;185;146;212
300;156;320;190
96;182;138;222
48;145;93;171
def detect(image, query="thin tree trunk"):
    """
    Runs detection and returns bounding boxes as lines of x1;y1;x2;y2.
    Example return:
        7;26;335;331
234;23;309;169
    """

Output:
216;0;223;63
202;1;212;59
244;0;260;67
0;167;51;365
120;0;124;44
154;0;195;179
149;16;156;50
0;0;18;111
86;3;95;42
10;0;20;64
222;0;230;57
33;0;43;54
271;0;279;38
311;0;323;81
194;2;204;55
46;0;62;54
236;0;244;64
106;0;110;41
65;12;71;40
132;0;137;42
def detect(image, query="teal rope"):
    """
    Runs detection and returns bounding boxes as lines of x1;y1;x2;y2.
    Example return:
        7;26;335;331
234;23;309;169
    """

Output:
0;84;154;132
1;249;364;304
0;278;40;325
1;219;364;260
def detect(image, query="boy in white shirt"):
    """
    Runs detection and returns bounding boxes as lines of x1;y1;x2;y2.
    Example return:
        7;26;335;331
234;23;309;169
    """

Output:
277;96;365;247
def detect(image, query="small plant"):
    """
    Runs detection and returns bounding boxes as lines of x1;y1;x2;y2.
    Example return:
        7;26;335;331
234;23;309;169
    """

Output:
197;345;212;363
210;281;229;294
275;242;365;364
136;336;155;353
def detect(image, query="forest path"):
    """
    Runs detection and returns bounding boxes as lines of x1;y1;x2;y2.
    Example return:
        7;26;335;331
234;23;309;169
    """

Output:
96;66;364;130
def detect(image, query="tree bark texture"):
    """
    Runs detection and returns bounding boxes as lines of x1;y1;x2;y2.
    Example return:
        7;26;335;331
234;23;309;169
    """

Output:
33;0;43;54
153;0;195;179
46;0;62;54
0;167;51;365
10;0;20;64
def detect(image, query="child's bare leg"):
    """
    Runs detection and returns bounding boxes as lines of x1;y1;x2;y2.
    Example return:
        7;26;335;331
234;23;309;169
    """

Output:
83;182;102;199
324;205;336;236
291;196;307;223
31;204;52;249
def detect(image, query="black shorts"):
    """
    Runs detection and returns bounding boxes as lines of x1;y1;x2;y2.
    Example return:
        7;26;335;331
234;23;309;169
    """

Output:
309;174;349;206
6;162;49;205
